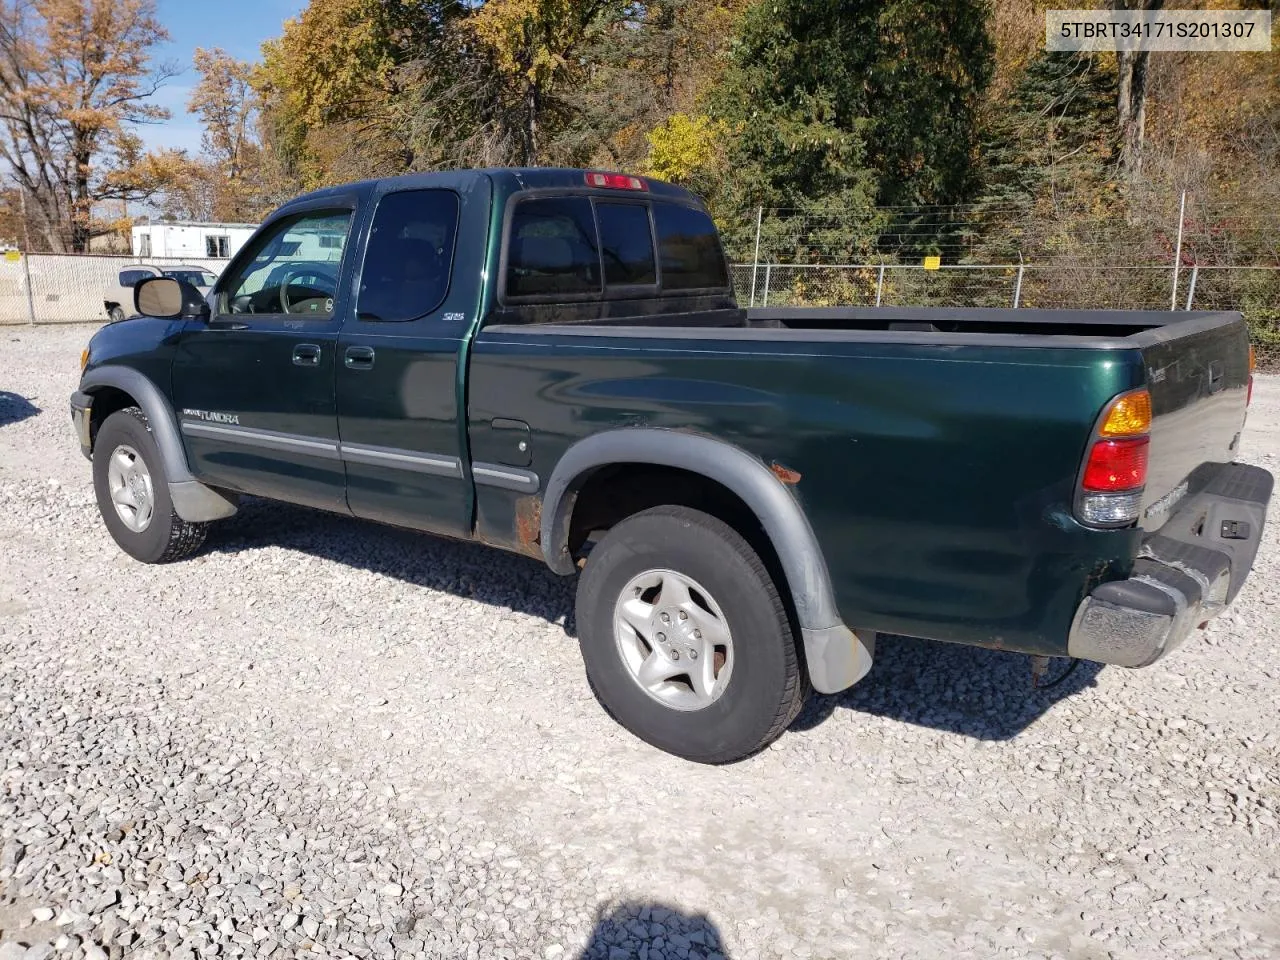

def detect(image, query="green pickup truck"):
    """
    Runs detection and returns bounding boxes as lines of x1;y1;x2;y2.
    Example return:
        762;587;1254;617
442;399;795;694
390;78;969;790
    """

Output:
70;168;1272;763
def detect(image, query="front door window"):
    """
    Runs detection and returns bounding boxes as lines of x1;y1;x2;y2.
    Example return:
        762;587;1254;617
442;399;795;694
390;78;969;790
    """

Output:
219;212;352;318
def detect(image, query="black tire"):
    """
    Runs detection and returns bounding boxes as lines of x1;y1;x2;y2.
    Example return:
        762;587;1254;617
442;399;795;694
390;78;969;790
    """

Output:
108;305;125;324
575;505;808;764
92;407;208;563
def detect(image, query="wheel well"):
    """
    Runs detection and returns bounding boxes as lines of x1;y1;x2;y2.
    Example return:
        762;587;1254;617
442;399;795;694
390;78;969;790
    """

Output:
88;387;137;451
567;463;794;618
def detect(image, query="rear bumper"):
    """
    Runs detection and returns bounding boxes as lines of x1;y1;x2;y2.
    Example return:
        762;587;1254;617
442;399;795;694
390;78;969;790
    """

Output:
1069;462;1273;667
69;390;93;459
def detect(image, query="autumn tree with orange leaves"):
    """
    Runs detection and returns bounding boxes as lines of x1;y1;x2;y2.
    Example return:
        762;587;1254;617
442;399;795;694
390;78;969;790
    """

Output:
0;0;180;251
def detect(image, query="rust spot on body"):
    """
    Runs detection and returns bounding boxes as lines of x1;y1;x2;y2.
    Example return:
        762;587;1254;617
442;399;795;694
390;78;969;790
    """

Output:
770;461;802;485
515;495;543;551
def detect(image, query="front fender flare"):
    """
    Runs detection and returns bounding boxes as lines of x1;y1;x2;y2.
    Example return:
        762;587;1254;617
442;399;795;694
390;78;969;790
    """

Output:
80;365;237;522
540;429;873;694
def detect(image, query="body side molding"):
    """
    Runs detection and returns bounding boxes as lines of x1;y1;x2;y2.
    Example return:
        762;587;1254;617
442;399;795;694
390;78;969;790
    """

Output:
539;428;872;694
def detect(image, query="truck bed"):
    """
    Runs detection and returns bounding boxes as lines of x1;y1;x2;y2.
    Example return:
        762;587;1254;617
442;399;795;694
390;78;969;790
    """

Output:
474;305;1252;652
747;305;1239;345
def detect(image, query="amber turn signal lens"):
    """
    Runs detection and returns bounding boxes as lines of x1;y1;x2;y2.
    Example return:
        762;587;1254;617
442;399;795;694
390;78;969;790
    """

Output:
80;347;89;371
1099;389;1152;437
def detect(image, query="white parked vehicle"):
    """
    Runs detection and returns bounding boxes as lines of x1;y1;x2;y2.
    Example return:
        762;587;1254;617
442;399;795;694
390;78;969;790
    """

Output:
103;264;219;323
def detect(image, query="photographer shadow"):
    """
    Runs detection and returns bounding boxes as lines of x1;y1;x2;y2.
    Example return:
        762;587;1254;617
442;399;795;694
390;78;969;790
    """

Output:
578;902;730;960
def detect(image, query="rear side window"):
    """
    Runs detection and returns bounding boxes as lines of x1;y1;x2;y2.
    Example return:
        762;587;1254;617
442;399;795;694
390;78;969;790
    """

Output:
357;189;460;322
118;269;151;288
597;202;656;286
653;202;728;290
506;197;600;297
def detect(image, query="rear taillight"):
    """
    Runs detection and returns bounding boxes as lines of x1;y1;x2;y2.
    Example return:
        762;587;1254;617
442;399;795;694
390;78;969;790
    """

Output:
1077;388;1151;527
1082;438;1149;491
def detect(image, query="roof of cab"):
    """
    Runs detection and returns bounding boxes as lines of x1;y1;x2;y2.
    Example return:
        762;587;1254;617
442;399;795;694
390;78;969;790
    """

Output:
278;167;702;210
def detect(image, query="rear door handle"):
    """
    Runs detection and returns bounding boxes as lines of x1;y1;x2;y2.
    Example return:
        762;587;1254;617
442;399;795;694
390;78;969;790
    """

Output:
292;343;321;367
345;345;375;370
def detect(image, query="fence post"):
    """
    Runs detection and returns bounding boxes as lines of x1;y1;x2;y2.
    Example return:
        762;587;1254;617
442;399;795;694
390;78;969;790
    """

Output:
875;264;885;307
762;263;772;307
1170;189;1186;310
749;206;763;308
1184;264;1199;310
1013;263;1024;308
21;252;36;325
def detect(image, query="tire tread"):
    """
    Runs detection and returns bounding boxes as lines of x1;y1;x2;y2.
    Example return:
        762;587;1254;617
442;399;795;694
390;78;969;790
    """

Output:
577;504;807;763
102;407;209;562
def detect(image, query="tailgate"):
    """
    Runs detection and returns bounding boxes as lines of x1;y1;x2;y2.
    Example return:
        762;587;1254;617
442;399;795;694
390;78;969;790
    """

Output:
1138;313;1252;531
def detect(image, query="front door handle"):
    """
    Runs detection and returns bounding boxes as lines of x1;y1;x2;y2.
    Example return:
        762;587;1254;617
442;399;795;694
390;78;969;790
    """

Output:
293;343;321;367
345;345;376;370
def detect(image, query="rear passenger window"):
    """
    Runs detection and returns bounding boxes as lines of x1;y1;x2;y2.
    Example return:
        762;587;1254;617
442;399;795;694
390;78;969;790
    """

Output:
506;197;600;297
118;269;150;288
358;189;459;322
597;202;655;286
653;202;729;291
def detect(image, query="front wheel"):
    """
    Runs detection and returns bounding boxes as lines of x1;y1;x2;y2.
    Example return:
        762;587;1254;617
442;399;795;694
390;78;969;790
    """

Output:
92;407;208;563
107;305;126;323
575;505;807;763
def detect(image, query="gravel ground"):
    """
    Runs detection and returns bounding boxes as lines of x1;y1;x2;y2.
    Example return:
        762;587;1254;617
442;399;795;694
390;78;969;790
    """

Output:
1;324;1278;960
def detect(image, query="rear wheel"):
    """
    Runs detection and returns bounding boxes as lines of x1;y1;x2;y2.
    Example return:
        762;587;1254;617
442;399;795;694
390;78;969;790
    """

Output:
92;407;208;563
108;305;125;323
575;505;807;763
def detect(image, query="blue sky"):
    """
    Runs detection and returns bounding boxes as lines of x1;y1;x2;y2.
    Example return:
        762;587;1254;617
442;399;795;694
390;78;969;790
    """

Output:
138;0;307;155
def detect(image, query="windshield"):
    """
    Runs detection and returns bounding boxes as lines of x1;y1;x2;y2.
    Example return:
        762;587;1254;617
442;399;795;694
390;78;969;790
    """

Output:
164;269;217;287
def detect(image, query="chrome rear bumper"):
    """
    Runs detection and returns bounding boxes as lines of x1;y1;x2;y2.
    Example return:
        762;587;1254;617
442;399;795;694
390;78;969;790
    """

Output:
1069;462;1272;667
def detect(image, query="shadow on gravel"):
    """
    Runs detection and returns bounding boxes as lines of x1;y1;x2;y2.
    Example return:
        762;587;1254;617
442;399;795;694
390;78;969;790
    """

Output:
790;635;1104;740
0;390;41;426
579;901;730;959
207;498;1101;743
206;496;579;629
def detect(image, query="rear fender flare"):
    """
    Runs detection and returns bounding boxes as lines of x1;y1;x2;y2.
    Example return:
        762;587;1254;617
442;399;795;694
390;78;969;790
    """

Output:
540;429;872;693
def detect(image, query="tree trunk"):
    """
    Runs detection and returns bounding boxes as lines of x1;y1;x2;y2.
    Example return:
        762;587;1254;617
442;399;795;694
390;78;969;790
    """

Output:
1114;0;1164;182
72;148;92;253
524;81;540;166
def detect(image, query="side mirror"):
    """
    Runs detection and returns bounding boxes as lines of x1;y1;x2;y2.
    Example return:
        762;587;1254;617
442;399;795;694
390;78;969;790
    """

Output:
134;276;210;321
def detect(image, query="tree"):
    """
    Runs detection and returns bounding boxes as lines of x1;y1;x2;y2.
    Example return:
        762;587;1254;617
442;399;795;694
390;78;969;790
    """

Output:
1113;0;1164;182
568;0;750;171
253;0;450;187
187;47;278;220
701;0;993;262
0;0;176;251
705;1;883;263
190;49;254;182
971;50;1119;261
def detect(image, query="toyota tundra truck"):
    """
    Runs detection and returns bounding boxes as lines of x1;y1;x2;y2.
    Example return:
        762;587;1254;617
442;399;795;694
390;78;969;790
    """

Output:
69;168;1273;763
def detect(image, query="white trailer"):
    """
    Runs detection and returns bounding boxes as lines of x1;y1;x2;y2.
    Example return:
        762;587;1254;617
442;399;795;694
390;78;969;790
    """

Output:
131;221;257;260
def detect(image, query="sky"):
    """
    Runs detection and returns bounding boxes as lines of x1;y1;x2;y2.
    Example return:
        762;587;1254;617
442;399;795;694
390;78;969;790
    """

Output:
138;0;307;156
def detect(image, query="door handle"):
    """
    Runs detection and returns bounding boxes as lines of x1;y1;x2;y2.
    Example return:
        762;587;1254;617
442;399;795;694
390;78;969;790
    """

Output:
292;343;322;367
345;345;376;370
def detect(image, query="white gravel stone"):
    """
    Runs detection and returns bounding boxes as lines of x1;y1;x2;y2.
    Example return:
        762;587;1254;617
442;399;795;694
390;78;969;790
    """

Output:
0;326;1278;960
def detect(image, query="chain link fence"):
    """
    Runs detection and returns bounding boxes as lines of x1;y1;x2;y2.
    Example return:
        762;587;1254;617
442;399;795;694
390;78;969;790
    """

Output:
734;263;1280;371
0;253;227;325
4;252;1277;371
